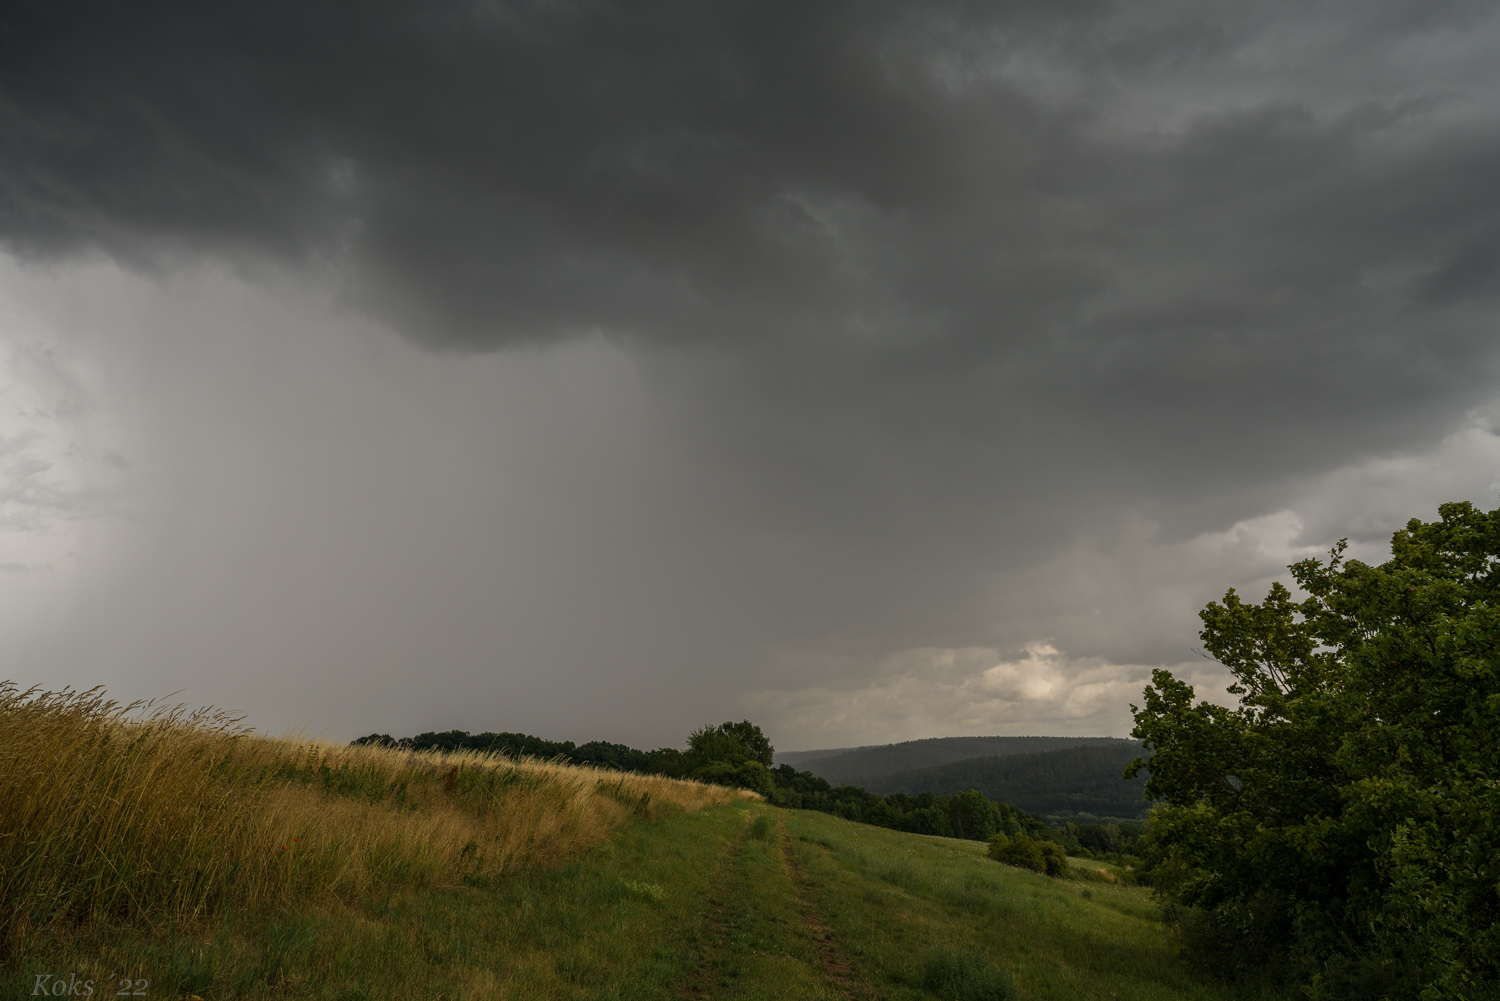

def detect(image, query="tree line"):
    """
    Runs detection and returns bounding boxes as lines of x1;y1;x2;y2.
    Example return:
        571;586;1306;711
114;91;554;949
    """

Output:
856;742;1151;819
352;721;1148;868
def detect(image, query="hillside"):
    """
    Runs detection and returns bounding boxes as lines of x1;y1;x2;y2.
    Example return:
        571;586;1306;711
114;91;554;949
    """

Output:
7;694;1233;997
0;686;745;978
10;798;1252;1000
777;734;1136;786
857;741;1153;820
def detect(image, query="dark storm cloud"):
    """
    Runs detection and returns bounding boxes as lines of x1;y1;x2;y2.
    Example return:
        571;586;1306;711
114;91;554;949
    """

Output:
4;0;1500;657
2;0;1492;349
2;0;957;337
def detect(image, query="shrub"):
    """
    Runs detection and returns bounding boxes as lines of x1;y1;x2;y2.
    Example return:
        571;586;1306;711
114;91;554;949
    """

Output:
1038;840;1068;877
689;759;774;796
988;832;1047;874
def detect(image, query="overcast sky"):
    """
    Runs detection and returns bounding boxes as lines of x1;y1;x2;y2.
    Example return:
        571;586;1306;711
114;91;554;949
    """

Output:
2;0;1498;750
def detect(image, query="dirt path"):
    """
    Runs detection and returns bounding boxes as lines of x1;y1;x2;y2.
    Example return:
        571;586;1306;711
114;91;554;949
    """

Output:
776;815;865;1000
680;813;754;1000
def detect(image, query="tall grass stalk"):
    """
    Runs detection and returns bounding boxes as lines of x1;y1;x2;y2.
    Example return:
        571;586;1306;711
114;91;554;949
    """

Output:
0;683;745;955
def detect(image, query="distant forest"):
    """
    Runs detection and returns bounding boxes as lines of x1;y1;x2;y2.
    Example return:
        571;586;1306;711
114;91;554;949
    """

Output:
855;743;1151;820
354;725;1152;826
777;735;1134;782
352;723;1150;864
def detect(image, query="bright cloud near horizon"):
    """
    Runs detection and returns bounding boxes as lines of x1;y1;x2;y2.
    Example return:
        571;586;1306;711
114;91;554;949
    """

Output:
2;1;1499;750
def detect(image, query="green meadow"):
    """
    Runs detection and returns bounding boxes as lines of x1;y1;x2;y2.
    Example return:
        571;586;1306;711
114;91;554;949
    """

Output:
7;800;1266;1000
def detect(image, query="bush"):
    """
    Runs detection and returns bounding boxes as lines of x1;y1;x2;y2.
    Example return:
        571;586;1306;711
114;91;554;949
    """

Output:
988;832;1046;874
689;759;774;797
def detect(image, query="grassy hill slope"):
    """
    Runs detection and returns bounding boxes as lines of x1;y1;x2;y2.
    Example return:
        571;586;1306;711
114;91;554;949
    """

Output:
8;801;1262;1000
856;742;1152;819
777;735;1136;784
4;692;1241;999
0;685;743;992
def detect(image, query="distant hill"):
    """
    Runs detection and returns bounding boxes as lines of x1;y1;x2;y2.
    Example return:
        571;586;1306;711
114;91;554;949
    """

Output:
857;742;1152;819
776;735;1135;785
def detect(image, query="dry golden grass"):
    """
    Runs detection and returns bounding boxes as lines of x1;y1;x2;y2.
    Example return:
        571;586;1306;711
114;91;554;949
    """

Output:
0;683;750;955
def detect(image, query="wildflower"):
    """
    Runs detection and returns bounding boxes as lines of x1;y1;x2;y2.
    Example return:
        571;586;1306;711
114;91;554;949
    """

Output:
281;844;288;851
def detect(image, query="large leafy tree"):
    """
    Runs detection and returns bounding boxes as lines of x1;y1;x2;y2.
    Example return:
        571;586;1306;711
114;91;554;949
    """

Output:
1128;501;1500;998
686;720;774;768
681;720;776;795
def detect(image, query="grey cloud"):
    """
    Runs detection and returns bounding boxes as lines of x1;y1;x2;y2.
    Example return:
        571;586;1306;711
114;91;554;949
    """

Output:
5;2;1496;362
4;0;1500;741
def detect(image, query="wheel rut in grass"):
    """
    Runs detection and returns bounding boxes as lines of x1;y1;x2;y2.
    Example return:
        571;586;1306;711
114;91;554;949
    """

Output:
680;812;755;1001
776;815;864;1000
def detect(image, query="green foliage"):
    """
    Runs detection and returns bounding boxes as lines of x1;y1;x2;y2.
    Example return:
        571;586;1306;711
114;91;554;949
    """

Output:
355;719;773;801
770;765;1083;855
721;720;776;766
678;720;780;797
352;729;667;773
686;719;775;768
1129;501;1500;998
986;831;1066;877
348;721;774;788
690;759;774;796
986;831;1009;852
1064;819;1147;859
855;742;1153;819
1038;840;1067;878
947;790;996;840
646;746;687;777
900;804;956;837
919;950;1017;1001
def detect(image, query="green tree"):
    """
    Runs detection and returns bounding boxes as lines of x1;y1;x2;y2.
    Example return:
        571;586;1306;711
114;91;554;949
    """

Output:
691;759;774;797
1128;502;1500;998
1037;839;1067;878
685;720;774;768
987;832;1044;874
683;720;775;793
947;789;1000;841
646;747;687;778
